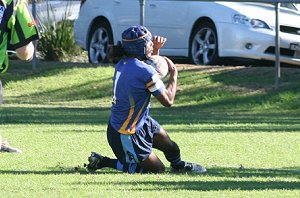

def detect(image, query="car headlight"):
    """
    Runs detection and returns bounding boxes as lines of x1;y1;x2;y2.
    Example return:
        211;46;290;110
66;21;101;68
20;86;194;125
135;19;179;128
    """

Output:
233;14;271;29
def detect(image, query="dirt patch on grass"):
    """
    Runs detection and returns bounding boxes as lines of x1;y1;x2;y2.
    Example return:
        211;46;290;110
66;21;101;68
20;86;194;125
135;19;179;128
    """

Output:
176;64;246;74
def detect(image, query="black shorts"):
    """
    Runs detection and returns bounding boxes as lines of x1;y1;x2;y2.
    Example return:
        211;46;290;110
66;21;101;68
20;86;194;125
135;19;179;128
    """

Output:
107;116;161;164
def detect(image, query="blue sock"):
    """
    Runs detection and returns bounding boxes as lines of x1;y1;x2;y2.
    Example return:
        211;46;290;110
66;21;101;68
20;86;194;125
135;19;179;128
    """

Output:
116;161;143;173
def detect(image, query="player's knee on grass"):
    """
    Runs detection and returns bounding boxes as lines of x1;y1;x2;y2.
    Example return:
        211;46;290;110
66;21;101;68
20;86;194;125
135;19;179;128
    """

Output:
140;152;166;173
142;162;165;173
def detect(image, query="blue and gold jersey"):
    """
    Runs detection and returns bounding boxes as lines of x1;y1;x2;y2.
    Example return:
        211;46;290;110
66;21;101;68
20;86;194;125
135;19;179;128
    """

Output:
110;57;165;135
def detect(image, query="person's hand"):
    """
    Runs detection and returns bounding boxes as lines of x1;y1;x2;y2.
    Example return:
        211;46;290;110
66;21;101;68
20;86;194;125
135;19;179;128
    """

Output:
152;36;167;55
164;56;177;77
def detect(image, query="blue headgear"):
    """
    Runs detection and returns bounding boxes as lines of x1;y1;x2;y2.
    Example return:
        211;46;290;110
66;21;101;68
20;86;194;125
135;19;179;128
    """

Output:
121;26;152;58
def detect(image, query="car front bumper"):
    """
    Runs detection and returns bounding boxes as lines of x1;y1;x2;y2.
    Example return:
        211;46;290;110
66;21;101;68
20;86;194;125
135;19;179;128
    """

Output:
217;22;300;66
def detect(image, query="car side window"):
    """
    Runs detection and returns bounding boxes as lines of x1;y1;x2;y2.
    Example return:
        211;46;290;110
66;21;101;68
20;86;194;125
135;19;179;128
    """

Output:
280;3;297;11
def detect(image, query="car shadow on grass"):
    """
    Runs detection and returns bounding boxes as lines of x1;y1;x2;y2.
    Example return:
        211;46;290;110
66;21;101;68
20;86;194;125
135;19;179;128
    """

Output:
1;105;300;133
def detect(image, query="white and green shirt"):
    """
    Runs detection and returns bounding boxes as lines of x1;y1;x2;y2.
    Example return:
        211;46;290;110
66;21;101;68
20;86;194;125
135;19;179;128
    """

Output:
0;0;39;73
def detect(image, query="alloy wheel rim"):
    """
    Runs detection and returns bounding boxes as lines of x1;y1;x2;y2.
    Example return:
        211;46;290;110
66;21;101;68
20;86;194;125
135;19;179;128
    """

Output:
192;27;217;65
89;28;108;63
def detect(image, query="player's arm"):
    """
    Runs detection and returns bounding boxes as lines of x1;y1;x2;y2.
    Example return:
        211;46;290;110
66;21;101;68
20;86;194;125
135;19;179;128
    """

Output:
155;57;178;107
152;36;167;56
16;42;35;61
10;0;39;61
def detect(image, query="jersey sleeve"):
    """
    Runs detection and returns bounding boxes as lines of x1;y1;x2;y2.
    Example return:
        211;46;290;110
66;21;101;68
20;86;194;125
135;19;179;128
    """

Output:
9;0;39;49
146;72;165;97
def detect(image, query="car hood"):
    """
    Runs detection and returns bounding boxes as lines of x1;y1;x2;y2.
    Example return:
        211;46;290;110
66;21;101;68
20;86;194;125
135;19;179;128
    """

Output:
218;2;300;28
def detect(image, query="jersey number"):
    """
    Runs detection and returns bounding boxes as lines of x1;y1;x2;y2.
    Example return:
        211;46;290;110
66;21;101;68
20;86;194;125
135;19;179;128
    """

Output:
112;71;121;104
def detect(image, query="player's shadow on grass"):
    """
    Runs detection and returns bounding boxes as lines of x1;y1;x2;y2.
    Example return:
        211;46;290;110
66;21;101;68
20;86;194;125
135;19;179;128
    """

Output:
66;166;300;191
1;166;299;191
96;180;300;191
0;167;120;175
205;166;300;178
1;166;299;177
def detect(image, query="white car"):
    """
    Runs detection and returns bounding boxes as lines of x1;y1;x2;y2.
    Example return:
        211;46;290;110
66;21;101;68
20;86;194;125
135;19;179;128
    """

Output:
74;0;300;66
28;0;80;25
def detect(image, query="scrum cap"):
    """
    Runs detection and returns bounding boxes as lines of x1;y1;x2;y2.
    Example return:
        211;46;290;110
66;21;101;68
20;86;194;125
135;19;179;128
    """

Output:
121;25;152;58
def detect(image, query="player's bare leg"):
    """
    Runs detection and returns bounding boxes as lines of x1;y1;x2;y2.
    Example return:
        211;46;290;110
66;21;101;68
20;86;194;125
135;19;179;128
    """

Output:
153;127;207;174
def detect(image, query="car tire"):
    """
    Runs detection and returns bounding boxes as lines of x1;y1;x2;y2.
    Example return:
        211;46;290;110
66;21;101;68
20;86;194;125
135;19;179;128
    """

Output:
88;22;113;64
190;22;219;65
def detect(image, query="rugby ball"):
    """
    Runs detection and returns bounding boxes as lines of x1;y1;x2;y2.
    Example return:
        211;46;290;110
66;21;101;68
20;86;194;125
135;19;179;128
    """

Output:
145;55;169;79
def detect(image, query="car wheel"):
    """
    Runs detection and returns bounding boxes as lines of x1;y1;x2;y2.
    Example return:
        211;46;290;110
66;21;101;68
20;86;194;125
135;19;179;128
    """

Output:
88;22;113;64
190;22;219;65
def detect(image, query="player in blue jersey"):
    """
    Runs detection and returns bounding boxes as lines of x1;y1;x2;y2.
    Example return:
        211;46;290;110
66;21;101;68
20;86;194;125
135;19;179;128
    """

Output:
85;25;207;174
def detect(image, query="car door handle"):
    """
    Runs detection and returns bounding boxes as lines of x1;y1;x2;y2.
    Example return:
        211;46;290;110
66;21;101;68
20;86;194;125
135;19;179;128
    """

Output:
114;0;120;4
149;4;156;8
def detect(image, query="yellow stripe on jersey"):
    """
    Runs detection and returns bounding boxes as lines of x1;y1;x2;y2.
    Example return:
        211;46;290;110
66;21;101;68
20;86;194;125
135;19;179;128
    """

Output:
148;80;164;93
119;99;148;135
146;80;154;88
119;105;135;135
146;73;164;93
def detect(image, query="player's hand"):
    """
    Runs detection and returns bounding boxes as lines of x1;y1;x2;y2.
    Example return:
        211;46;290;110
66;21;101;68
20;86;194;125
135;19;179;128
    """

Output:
164;56;177;77
152;36;167;55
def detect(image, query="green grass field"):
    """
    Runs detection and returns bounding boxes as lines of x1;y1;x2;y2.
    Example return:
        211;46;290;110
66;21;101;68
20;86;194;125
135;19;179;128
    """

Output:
0;61;299;197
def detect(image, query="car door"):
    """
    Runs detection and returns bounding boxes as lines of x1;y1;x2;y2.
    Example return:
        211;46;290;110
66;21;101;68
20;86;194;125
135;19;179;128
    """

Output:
112;0;141;42
145;0;190;55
